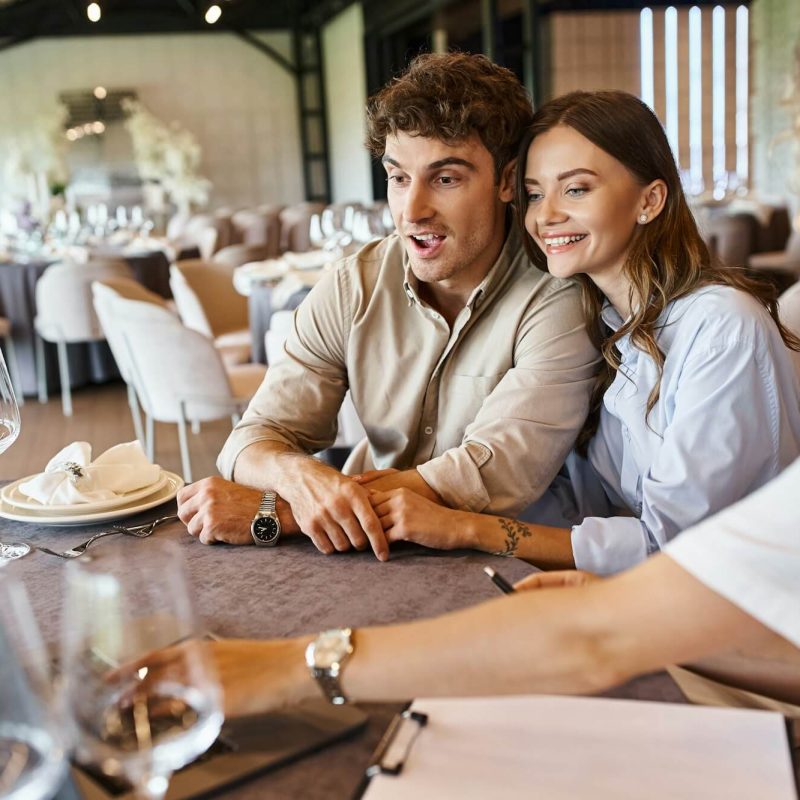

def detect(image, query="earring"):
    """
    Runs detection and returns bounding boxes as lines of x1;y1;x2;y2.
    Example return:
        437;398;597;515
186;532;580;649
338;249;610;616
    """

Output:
638;214;648;224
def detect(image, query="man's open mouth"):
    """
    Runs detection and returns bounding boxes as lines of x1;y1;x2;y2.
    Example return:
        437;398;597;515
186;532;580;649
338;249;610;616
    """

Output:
409;233;446;250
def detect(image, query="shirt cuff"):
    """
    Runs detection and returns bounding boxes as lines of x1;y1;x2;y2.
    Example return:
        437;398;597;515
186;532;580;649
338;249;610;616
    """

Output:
571;516;651;576
416;442;492;512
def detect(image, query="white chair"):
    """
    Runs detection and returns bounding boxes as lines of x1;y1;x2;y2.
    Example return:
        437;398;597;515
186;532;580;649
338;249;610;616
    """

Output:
112;295;266;482
231;207;282;256
779;281;800;380
213;243;273;270
266;310;366;450
169;260;252;366
92;278;174;450
0;317;24;405
34;259;132;416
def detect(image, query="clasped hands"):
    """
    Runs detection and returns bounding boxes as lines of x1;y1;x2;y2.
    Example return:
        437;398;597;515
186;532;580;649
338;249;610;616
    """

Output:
176;462;461;560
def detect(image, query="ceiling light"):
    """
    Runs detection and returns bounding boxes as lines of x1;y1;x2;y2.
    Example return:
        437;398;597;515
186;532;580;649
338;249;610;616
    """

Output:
92;121;106;134
87;2;101;22
93;86;107;100
205;4;221;24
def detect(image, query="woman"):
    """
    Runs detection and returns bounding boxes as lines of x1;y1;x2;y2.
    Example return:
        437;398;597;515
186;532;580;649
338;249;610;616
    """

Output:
366;91;800;575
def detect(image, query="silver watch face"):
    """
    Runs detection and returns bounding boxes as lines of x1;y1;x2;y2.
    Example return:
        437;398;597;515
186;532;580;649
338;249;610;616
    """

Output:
310;629;352;670
251;515;280;545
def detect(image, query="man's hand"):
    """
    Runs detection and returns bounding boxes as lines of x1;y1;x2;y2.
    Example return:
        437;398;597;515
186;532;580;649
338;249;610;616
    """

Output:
177;477;263;545
370;488;465;550
281;458;389;561
514;570;601;591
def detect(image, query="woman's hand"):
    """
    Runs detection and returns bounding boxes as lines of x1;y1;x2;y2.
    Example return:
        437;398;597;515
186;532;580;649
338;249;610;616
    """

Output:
370;489;467;550
515;570;601;591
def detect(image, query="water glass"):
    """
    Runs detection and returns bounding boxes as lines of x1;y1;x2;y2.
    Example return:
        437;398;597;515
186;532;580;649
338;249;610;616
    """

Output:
0;348;20;455
61;541;223;800
0;570;67;799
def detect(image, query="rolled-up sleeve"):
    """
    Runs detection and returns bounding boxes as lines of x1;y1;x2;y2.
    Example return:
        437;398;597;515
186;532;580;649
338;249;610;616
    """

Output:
417;282;599;516
572;338;783;575
217;267;351;479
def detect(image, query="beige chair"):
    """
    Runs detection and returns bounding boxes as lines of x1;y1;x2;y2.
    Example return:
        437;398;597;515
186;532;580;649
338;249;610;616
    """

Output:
92;278;173;449
779;281;800;380
279;203;326;253
749;230;800;278
34;258;132;416
213;244;273;270
112;295;266;482
0;317;24;405
169;260;251;366
231;206;282;256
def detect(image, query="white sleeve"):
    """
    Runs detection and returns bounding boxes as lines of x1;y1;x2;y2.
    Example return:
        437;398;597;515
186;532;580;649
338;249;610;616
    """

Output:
664;457;800;648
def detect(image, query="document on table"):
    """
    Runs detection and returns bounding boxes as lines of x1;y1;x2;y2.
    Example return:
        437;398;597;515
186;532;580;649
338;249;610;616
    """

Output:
362;694;798;800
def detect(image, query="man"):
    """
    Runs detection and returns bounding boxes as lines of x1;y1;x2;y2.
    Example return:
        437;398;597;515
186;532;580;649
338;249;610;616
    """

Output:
178;52;598;558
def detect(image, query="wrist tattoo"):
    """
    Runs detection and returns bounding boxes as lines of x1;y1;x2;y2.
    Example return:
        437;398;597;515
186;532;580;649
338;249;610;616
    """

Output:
493;518;532;557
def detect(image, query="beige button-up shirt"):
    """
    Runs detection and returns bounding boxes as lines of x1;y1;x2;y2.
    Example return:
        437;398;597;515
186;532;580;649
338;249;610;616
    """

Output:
218;227;599;516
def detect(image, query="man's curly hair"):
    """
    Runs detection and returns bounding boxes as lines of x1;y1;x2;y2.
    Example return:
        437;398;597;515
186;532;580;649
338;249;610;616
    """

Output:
366;52;533;181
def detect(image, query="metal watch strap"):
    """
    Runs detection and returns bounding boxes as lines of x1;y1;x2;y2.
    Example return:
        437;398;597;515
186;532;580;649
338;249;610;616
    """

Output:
311;666;347;705
257;491;276;516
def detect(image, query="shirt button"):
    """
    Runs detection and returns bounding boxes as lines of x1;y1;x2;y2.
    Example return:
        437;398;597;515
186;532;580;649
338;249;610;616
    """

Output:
424;426;434;435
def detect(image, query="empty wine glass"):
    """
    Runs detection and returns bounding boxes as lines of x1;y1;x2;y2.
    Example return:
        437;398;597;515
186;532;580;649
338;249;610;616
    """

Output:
0;571;68;799
0;349;20;455
61;541;223;800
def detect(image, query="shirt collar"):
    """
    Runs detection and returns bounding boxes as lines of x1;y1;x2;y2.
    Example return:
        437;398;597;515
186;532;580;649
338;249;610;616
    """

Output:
402;224;521;310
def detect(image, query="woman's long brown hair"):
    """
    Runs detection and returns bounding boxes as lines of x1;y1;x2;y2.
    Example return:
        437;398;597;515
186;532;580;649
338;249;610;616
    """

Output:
514;90;800;451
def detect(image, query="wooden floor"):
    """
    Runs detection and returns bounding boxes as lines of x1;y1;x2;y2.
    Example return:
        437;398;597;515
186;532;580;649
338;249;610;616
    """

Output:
6;380;231;482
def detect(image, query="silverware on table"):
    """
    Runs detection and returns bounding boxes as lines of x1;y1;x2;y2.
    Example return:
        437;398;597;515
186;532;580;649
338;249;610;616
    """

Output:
33;514;180;559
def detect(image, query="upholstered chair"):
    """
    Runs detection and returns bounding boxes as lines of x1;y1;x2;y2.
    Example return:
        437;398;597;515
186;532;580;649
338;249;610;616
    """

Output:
212;244;273;270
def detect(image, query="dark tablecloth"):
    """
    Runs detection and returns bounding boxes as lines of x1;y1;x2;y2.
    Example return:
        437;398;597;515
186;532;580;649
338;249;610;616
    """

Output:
2;504;707;799
248;283;309;365
0;251;171;396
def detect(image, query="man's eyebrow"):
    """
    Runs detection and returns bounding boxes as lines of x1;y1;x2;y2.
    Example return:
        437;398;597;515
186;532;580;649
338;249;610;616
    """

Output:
380;155;477;171
524;168;598;186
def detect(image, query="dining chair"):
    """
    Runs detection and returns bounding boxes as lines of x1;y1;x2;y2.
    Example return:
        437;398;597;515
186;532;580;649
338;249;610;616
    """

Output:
279;203;326;253
749;230;800;277
34;258;133;416
212;243;273;270
231;207;282;256
92;278;174;450
169;260;252;366
111;295;266;482
778;281;800;381
0;317;24;405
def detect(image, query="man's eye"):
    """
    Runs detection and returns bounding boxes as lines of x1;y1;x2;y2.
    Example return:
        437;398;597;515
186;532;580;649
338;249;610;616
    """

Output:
387;175;407;186
437;175;457;185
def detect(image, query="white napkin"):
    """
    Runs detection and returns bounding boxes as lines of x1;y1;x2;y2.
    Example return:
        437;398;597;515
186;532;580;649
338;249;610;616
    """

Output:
18;441;161;506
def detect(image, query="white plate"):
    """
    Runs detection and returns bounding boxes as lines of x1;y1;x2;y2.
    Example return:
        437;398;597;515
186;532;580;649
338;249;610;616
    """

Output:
1;471;168;513
0;472;184;527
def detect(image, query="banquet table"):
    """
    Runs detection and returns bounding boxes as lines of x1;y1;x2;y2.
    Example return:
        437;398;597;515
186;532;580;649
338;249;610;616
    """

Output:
1;503;737;800
0;250;171;396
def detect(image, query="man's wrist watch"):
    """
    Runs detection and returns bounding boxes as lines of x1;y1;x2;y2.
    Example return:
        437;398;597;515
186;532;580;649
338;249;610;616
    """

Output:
250;490;281;546
305;627;355;705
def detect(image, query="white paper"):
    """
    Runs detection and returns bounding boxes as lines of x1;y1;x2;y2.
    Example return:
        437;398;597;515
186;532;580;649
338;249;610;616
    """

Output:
364;694;797;800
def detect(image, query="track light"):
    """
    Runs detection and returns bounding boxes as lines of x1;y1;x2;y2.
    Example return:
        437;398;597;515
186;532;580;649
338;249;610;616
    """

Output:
205;4;221;24
87;3;101;22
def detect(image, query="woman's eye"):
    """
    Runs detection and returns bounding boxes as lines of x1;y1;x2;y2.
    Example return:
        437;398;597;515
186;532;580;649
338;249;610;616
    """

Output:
566;186;588;197
526;192;543;203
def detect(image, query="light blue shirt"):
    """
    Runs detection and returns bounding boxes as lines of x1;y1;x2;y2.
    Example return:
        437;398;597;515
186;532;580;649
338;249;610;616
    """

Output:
532;285;800;575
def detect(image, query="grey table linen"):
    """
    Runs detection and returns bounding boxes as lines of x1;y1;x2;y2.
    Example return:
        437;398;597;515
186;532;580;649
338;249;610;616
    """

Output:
4;503;728;799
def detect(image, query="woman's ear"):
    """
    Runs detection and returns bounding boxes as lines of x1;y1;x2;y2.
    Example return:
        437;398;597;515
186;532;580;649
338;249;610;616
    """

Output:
639;179;668;223
499;158;517;203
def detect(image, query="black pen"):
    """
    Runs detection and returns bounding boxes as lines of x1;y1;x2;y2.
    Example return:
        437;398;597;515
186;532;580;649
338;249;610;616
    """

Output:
483;566;516;594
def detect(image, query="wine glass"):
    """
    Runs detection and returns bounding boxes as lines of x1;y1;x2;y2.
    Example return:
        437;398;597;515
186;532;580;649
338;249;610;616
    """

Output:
0;348;20;455
61;540;223;800
0;570;68;799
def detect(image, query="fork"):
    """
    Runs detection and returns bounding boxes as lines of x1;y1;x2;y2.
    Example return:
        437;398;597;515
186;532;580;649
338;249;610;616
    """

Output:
35;514;180;559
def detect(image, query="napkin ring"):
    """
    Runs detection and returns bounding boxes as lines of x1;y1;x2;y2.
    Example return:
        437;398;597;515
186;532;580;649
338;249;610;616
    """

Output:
58;461;86;485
